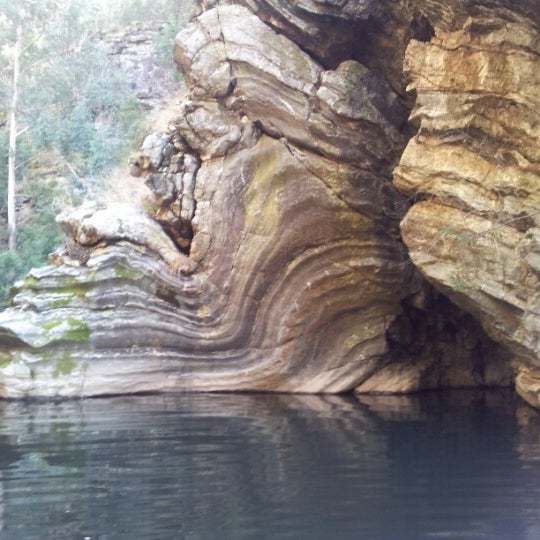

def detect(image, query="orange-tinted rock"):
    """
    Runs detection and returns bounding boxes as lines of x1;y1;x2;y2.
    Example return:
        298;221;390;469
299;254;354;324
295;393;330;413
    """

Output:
395;6;540;404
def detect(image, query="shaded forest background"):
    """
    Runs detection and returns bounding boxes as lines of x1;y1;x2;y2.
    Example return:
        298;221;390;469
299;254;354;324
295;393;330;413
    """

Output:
0;0;193;305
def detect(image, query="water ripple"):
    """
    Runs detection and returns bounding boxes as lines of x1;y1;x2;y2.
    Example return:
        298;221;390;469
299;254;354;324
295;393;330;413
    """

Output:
0;390;538;540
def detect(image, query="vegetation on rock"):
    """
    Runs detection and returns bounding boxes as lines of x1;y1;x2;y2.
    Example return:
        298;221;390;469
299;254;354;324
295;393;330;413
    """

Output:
0;0;193;306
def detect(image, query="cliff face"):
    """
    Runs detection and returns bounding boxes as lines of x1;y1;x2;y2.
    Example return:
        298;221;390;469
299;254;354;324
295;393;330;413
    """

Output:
394;1;540;406
100;22;180;110
0;0;536;402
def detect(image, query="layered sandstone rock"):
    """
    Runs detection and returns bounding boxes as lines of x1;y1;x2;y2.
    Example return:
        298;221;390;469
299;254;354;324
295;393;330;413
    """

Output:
394;3;540;406
516;367;540;409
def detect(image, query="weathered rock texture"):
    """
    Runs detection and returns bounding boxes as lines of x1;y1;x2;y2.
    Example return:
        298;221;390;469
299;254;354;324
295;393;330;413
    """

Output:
393;1;540;407
100;22;182;110
0;0;533;400
0;3;409;397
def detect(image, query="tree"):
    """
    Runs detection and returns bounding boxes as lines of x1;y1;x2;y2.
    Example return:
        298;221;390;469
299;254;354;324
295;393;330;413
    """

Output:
7;24;21;250
1;0;61;250
0;0;194;304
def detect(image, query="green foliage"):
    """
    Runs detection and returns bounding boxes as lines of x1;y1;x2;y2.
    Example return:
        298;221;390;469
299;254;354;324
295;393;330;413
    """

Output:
0;0;194;308
101;0;194;29
0;173;62;306
0;251;26;305
23;36;147;178
153;21;180;71
151;0;193;76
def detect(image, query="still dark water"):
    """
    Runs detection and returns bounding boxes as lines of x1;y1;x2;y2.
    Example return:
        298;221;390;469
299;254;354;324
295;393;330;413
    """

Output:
0;390;539;540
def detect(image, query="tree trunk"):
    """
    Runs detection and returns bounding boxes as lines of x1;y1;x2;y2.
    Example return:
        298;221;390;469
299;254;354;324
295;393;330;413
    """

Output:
7;25;22;252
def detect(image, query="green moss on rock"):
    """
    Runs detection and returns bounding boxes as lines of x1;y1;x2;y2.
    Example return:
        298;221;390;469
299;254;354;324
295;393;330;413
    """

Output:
42;319;63;331
24;276;39;290
0;353;12;369
64;318;91;342
57;279;90;300
50;297;75;309
114;264;141;280
42;318;91;343
53;353;77;378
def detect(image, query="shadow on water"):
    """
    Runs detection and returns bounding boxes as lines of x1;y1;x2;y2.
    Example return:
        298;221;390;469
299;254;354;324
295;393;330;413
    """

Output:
0;389;539;539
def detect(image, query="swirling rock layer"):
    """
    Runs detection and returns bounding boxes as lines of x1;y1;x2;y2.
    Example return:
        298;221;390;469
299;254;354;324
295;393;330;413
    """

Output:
0;131;410;396
0;3;416;397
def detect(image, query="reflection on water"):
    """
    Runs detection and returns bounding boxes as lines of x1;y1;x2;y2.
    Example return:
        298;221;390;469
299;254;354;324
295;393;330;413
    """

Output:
0;390;539;539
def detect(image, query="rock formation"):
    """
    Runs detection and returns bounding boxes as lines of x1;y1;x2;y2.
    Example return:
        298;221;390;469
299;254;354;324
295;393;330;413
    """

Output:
393;1;540;407
0;0;537;403
100;21;183;110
